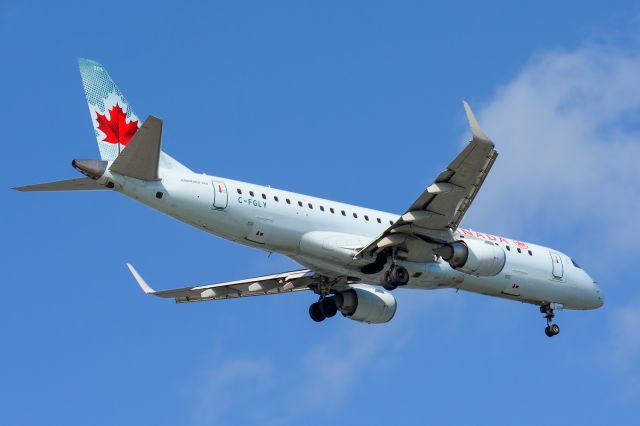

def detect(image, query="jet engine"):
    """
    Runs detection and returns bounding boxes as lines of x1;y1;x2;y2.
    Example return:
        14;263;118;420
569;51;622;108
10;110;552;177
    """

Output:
334;285;397;324
435;238;506;276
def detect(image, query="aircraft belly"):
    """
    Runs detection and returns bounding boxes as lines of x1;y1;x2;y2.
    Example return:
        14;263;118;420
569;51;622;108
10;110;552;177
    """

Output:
290;252;467;290
263;222;303;255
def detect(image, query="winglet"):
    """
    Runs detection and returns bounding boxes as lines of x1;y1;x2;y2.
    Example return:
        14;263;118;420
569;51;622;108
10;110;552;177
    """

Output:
462;100;491;143
126;263;156;294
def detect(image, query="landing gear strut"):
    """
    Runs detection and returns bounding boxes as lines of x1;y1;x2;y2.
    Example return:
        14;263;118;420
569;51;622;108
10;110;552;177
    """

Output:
541;304;560;337
382;264;409;291
308;296;338;322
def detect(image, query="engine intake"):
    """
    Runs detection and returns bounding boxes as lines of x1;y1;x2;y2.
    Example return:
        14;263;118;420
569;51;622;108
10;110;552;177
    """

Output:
435;238;506;276
334;285;397;324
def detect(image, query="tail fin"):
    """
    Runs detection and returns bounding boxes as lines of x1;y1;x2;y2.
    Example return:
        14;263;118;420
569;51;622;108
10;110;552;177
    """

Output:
78;58;192;173
78;58;141;161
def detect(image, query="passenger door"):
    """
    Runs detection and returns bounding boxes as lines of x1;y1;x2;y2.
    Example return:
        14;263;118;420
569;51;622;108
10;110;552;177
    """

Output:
550;252;564;279
212;181;228;210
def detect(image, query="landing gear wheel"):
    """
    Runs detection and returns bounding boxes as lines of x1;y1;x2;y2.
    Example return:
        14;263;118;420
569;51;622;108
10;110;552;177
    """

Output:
309;302;326;322
382;283;398;291
382;271;398;291
319;297;338;318
382;265;409;290
391;266;410;286
544;325;560;337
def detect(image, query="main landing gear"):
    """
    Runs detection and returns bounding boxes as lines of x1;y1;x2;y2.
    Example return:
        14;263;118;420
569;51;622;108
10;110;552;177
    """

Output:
309;296;338;322
360;249;409;291
382;264;409;291
541;304;560;337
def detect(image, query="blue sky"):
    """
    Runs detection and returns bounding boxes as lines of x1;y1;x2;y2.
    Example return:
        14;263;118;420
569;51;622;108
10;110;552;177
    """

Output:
2;1;640;425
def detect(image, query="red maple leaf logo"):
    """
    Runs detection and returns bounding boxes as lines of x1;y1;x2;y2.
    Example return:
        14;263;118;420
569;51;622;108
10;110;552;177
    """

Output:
95;103;139;152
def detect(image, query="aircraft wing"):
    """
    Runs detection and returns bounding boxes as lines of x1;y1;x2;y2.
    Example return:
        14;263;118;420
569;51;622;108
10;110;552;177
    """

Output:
355;101;498;261
127;264;319;303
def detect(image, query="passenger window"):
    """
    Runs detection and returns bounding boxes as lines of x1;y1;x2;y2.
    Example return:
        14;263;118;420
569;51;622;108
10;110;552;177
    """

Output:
308;203;313;209
320;206;325;212
298;201;303;207
286;199;291;204
353;212;358;219
274;196;279;202
364;215;369;221
528;250;532;256
249;191;254;197
341;210;346;216
517;248;522;253
377;218;381;223
262;193;266;199
389;220;393;225
506;246;510;251
237;188;242;194
330;208;335;214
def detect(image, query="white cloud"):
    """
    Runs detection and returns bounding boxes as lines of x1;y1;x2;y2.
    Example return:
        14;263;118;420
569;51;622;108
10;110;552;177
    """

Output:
465;43;640;264
189;326;396;425
188;291;450;425
466;41;640;380
611;300;640;366
191;358;274;425
609;299;640;400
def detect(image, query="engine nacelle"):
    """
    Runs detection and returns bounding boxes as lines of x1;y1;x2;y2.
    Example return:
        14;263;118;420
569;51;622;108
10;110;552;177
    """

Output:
334;285;397;324
436;238;506;276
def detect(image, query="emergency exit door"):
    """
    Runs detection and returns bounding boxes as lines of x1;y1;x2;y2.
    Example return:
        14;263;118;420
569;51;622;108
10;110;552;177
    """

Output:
212;181;228;210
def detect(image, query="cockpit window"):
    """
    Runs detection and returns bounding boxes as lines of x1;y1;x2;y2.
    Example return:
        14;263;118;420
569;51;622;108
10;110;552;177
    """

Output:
571;258;582;269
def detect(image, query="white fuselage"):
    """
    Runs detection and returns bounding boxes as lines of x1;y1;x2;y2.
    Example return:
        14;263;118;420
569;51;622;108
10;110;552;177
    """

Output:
107;168;603;311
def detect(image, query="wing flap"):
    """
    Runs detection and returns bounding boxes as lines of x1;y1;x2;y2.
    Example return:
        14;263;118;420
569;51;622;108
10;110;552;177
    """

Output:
126;264;317;303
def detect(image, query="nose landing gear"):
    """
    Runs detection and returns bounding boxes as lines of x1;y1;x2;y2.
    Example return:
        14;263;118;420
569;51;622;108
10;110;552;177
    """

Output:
541;304;560;337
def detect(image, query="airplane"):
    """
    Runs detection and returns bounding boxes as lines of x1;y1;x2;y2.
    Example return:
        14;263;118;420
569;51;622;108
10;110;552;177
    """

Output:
14;59;604;337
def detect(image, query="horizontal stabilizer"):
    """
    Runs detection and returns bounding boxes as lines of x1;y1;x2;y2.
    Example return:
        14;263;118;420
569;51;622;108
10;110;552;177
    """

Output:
109;116;162;181
13;177;108;192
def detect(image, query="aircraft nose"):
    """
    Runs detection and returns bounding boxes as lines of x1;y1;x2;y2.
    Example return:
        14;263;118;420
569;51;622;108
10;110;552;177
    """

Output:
588;281;604;309
594;282;604;308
